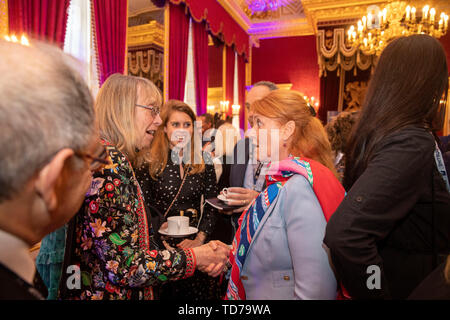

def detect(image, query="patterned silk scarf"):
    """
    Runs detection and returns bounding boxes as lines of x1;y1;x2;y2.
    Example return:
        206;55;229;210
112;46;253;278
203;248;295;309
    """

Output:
226;156;345;300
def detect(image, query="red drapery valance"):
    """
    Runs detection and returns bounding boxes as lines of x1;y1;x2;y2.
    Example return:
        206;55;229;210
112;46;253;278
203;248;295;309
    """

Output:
168;0;249;59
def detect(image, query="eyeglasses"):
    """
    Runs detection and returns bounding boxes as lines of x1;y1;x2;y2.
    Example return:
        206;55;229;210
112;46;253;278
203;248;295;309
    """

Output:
136;104;160;117
75;145;110;171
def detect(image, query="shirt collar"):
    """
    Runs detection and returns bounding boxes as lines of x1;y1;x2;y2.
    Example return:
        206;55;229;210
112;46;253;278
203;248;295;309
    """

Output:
0;230;35;284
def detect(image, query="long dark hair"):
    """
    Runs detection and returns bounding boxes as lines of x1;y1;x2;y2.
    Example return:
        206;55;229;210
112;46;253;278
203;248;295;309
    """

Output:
344;34;449;190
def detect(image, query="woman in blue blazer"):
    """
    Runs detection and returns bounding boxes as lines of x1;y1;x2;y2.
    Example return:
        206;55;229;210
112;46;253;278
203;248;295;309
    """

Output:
226;90;345;300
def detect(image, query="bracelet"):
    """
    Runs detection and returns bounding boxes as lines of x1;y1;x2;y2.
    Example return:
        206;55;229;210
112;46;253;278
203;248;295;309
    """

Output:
183;248;196;278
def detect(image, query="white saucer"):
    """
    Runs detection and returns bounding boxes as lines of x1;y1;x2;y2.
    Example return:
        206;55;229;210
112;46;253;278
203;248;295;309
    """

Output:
218;194;230;202
158;226;198;238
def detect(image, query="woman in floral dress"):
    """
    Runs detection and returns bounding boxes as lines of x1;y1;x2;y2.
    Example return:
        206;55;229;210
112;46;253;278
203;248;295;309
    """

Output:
57;74;228;300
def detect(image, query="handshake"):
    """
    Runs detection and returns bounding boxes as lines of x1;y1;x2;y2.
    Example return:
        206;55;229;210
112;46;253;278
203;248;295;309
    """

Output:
192;240;231;278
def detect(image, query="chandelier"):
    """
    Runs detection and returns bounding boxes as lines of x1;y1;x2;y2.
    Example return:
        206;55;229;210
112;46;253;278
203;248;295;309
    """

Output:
243;0;280;19
347;1;449;56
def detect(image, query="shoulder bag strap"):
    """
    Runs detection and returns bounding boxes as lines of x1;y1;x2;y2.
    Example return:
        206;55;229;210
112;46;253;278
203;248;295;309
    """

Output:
163;166;190;218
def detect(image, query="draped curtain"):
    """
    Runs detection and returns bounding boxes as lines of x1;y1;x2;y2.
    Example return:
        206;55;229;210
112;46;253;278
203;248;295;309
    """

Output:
168;2;190;101
238;54;246;131
8;0;70;48
168;0;248;128
92;0;128;86
167;0;249;58
224;45;235;117
192;20;208;115
318;70;339;124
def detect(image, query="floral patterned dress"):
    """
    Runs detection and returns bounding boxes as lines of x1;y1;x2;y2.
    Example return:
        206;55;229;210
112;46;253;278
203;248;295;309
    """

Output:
58;142;195;300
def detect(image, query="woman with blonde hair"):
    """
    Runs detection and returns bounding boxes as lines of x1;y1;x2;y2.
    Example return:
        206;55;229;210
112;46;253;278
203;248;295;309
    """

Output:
226;89;345;300
136;99;224;300
56;74;228;300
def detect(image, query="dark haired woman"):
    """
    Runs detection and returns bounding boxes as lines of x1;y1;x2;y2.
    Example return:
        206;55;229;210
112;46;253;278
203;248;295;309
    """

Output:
324;34;450;300
135;100;223;300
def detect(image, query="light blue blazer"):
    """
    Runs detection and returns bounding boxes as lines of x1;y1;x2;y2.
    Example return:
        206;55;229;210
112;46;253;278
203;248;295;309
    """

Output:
240;175;337;300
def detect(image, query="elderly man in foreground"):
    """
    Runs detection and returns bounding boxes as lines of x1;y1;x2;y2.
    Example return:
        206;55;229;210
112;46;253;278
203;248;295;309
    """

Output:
0;40;99;299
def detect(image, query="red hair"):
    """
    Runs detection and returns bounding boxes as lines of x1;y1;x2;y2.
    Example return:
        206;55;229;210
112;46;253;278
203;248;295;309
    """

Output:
251;90;337;178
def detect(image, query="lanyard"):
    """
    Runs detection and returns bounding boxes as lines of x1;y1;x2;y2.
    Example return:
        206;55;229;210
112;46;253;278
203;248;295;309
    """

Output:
253;161;264;186
434;141;450;193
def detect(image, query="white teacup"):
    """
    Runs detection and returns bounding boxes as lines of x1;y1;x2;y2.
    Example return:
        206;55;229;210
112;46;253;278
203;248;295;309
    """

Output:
167;216;190;235
222;188;239;199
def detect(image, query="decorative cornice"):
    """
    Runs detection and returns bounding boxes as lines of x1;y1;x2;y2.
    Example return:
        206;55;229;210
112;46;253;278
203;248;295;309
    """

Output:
127;21;164;48
249;17;314;39
302;0;388;33
217;0;251;32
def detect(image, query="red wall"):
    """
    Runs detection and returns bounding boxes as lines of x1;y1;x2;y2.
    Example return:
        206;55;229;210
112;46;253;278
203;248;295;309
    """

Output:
439;31;450;73
252;35;319;100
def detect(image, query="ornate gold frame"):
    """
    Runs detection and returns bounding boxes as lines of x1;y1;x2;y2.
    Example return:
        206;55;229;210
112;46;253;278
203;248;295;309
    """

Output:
127;20;165;49
0;0;8;38
444;78;450;136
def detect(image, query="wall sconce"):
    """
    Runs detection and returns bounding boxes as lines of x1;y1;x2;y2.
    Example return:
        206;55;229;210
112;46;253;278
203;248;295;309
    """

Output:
232;104;240;116
220;101;230;114
207;105;215;115
4;34;30;46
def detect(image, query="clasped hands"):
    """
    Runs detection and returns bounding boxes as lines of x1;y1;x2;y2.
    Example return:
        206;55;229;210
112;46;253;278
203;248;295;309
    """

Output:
193;240;231;277
162;230;230;278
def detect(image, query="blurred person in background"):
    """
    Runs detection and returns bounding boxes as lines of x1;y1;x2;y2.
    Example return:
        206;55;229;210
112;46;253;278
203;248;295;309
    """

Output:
325;111;359;182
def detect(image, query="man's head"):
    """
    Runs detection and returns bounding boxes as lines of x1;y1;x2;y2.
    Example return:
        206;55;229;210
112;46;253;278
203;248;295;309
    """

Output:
246;81;278;127
197;113;213;134
0;40;97;245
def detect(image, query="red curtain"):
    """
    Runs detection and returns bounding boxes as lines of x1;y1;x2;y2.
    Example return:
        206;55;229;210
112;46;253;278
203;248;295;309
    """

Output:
224;45;235;117
92;0;128;86
193;20;209;115
238;54;246;131
318;70;340;124
169;0;249;58
168;2;190;100
8;0;70;48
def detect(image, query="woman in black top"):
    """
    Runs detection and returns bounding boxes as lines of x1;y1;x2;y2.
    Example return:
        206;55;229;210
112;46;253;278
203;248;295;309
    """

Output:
324;35;450;300
136;100;222;300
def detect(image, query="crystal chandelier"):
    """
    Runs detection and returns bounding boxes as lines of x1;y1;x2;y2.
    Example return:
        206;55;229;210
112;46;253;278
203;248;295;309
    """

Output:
244;0;280;19
347;1;449;56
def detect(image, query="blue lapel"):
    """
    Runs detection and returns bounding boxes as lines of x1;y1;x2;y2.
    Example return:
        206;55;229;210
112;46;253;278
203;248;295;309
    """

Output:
244;191;282;256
